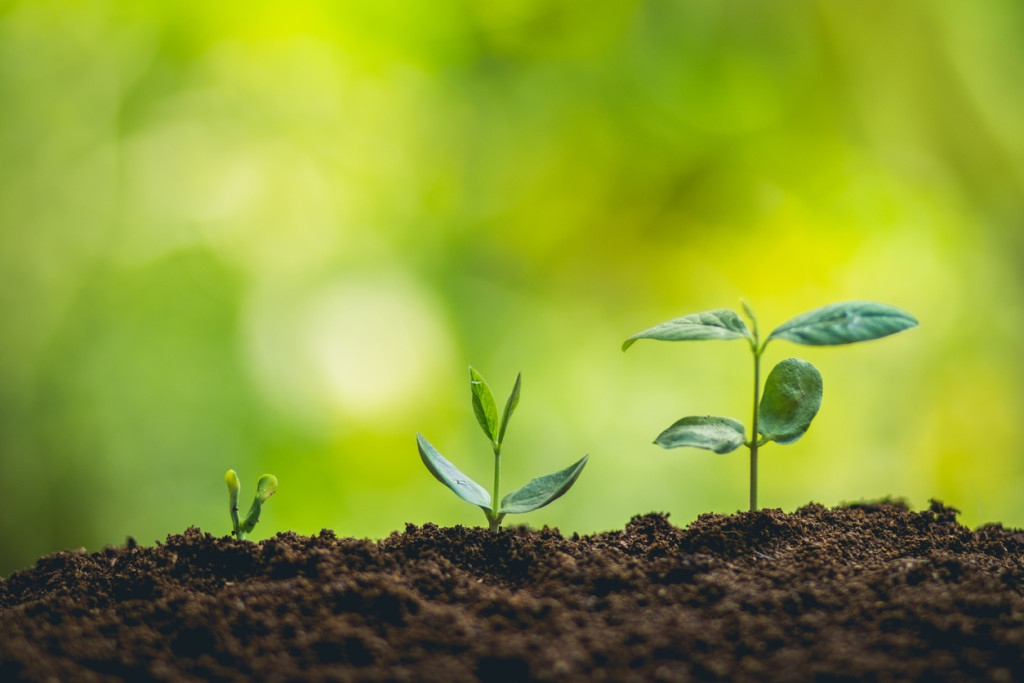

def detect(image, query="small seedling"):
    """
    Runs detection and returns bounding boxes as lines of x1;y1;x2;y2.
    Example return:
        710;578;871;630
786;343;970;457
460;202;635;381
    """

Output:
417;367;589;532
225;469;278;540
623;301;917;511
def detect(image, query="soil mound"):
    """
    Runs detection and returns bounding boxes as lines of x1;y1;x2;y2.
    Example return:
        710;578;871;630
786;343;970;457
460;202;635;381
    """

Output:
3;500;1024;681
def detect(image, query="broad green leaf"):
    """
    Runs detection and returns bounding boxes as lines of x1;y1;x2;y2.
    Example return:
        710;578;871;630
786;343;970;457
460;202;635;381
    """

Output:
654;416;746;454
767;301;918;346
497;372;521;446
499;454;589;514
416;433;492;510
622;309;751;351
469;366;498;443
758;358;823;444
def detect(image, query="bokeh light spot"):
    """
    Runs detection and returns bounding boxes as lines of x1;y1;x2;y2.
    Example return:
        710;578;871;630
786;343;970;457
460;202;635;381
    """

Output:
245;273;452;426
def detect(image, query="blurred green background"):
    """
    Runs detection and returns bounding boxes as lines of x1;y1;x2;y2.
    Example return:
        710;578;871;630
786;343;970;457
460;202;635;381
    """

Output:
3;0;1023;576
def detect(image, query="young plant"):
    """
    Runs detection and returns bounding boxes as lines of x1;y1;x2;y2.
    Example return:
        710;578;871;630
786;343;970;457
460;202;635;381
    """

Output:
417;367;589;532
622;301;917;511
225;469;278;540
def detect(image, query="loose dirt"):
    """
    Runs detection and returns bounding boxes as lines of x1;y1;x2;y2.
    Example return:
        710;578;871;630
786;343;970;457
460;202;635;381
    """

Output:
3;500;1024;681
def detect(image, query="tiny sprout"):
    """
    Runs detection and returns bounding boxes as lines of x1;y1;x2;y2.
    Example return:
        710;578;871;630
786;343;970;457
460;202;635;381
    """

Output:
225;469;278;540
623;301;917;511
417;366;589;532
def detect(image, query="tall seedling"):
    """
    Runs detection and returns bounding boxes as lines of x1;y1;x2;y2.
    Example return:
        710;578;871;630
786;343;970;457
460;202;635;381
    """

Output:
623;301;917;510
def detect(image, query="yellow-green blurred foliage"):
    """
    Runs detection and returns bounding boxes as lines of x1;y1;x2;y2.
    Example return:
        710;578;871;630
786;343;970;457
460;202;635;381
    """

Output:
2;1;1023;576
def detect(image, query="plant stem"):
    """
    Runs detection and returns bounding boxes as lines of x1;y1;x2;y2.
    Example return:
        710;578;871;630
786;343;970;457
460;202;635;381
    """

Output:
743;303;763;513
749;347;761;512
490;443;502;532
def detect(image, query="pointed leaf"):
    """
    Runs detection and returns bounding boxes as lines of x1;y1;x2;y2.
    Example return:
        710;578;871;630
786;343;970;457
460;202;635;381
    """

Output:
768;301;918;346
622;309;751;351
741;300;758;326
497;372;521;446
758;358;823;444
469;366;498;443
654;416;746;454
416;433;492;510
499;454;589;514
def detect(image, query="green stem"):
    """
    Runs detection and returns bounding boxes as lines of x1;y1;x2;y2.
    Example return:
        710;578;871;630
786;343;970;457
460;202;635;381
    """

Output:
742;302;767;512
230;502;241;539
490;442;502;532
750;347;761;512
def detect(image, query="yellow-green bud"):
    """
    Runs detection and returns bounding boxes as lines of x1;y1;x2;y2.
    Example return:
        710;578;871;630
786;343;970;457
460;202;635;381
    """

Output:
225;469;241;495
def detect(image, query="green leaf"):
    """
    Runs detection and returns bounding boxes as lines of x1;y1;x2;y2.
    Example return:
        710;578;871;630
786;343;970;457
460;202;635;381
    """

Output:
654;416;746;454
416;433;492;510
497;372;521;446
758;358;823;445
499;454;589;514
622;309;751;351
767;301;918;346
741;300;759;332
469;366;499;443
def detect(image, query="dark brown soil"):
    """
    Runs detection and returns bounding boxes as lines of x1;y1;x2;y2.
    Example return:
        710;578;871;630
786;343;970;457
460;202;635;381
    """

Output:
3;500;1024;682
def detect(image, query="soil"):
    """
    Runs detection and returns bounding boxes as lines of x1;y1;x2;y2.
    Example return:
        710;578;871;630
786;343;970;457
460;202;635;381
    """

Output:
3;500;1024;682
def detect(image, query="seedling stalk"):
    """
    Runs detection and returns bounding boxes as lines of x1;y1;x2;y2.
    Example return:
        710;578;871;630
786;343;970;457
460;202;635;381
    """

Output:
418;367;587;532
225;469;278;540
